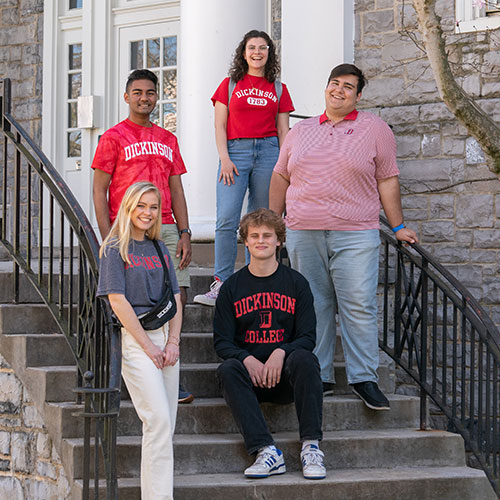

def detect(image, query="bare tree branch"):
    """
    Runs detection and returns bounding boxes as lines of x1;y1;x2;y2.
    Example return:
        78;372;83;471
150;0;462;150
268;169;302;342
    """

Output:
401;177;499;194
413;0;500;174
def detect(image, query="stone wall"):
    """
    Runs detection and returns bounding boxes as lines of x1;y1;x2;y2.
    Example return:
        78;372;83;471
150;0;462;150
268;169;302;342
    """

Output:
0;0;44;145
355;0;500;327
0;354;69;500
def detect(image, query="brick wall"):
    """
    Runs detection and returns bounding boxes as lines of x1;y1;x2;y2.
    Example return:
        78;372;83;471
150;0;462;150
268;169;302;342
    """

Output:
0;0;44;145
355;0;500;327
0;354;69;499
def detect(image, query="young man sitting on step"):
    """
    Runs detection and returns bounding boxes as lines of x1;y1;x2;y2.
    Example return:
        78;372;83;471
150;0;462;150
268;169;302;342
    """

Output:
213;208;326;480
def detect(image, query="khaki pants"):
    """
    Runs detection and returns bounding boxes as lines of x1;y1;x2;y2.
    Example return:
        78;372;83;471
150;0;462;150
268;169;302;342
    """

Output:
121;325;179;500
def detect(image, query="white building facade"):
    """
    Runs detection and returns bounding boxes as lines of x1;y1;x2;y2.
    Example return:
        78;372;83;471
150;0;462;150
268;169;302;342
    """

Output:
41;0;355;240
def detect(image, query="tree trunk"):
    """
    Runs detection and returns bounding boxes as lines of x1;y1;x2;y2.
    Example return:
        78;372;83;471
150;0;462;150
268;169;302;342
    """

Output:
413;0;500;174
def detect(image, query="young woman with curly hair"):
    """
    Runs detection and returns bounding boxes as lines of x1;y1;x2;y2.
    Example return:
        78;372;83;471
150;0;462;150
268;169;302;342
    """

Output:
194;30;294;306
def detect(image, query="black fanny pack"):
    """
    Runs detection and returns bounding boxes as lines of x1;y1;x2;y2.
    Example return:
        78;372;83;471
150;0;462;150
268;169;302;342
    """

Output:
139;239;177;331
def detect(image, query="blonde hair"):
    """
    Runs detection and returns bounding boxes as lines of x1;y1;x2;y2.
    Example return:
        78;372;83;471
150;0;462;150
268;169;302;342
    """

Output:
99;182;162;264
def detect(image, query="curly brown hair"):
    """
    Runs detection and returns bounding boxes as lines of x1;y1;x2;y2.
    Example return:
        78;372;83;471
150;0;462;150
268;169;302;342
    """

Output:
239;208;286;246
229;30;280;82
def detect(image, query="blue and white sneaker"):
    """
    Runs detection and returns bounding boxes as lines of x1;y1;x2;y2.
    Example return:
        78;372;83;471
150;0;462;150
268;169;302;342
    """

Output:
301;444;326;480
244;447;286;478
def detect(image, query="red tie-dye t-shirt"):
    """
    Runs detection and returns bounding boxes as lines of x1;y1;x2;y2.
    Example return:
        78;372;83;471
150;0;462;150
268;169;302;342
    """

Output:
91;119;187;224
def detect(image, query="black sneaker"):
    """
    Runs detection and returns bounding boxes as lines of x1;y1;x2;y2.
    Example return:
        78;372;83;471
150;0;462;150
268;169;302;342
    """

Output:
178;385;194;404
351;381;390;410
322;382;335;397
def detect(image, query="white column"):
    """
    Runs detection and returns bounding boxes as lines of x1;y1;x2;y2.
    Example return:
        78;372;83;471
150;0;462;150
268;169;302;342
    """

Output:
282;0;354;126
178;0;268;241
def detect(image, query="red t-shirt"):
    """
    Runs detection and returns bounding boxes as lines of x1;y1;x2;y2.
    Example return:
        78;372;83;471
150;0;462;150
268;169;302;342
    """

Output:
91;119;186;224
211;75;294;140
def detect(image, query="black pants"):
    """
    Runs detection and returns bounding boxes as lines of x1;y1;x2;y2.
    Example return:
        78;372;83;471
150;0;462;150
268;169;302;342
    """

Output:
217;349;323;454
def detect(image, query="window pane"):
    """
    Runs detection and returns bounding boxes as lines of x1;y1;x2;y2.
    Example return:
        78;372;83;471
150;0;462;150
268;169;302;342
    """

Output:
69;43;82;70
69;0;83;9
68;102;78;128
68;73;81;99
163;103;177;132
163;36;177;66
130;41;144;70
147;38;160;68
150;104;159;126
67;131;81;157
163;69;177;100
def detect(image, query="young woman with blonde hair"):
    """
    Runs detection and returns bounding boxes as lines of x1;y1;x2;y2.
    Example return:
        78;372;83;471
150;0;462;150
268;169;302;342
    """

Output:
97;181;181;500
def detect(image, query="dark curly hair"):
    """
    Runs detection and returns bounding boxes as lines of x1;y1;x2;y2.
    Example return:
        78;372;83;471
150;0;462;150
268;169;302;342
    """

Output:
229;30;280;82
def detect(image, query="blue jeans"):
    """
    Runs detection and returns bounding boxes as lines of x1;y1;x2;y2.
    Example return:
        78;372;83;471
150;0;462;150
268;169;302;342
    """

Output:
215;136;280;281
286;228;381;385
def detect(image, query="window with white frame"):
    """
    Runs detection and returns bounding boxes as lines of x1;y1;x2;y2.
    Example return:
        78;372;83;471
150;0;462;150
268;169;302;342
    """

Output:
456;0;500;33
130;35;178;132
67;43;82;157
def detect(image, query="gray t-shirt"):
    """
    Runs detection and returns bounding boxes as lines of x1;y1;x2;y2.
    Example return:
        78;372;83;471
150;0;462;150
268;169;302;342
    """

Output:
97;238;180;316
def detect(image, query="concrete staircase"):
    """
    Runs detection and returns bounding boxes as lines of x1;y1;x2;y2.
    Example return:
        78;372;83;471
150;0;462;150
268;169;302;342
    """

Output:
0;268;496;500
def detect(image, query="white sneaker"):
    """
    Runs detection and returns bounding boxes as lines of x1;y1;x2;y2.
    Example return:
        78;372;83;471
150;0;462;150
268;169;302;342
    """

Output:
193;278;223;307
244;447;286;478
301;444;326;480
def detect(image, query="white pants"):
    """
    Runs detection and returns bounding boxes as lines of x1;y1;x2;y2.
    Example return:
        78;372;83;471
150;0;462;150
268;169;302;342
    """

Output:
121;325;179;500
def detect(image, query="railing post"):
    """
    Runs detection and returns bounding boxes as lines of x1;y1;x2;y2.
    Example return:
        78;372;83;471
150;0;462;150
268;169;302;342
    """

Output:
394;243;402;358
420;256;429;430
82;371;94;500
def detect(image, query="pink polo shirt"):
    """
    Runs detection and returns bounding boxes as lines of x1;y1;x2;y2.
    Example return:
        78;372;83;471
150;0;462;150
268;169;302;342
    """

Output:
273;110;399;230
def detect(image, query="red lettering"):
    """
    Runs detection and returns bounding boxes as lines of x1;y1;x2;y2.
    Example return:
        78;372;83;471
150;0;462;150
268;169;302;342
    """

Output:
253;293;262;309
277;329;284;342
143;256;154;269
131;254;142;267
269;330;276;343
245;330;255;343
287;297;296;314
280;295;287;311
246;296;254;313
263;292;272;309
151;256;161;267
274;294;280;309
234;300;243;318
163;254;171;268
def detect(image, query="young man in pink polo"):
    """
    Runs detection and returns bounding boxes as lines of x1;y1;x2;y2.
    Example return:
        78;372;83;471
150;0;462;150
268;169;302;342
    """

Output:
269;64;418;411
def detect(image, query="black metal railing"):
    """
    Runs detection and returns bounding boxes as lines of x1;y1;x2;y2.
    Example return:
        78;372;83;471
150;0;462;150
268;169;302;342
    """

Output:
379;216;500;497
0;78;120;499
2;92;499;498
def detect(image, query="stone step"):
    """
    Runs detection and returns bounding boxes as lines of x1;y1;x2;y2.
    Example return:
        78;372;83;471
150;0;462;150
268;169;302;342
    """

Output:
180;331;345;364
179;361;394;398
175;394;419;435
74;466;497;500
47;394;420;440
24;365;77;402
172;467;496;500
182;304;214;333
0;304;59;334
64;429;466;480
0;333;75;368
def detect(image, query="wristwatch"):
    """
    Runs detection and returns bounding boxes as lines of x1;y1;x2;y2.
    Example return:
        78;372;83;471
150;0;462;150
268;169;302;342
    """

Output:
178;228;192;238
